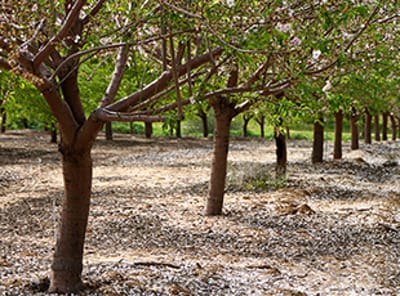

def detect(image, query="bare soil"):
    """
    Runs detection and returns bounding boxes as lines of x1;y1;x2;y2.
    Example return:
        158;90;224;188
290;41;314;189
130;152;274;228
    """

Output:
1;130;399;295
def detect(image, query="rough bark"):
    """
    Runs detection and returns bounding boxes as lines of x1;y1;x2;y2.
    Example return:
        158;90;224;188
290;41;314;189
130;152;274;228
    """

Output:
374;114;380;142
49;147;92;293
274;127;287;178
206;97;235;216
312;117;324;164
364;109;372;144
350;108;359;150
105;122;113;141
333;110;343;160
382;112;389;141
145;122;153;138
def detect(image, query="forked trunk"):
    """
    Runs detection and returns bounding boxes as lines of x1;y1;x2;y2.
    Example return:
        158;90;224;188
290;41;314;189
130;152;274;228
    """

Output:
364;109;372;144
374;114;380;142
350;107;359;150
333;110;343;160
390;115;397;141
206;99;234;216
49;147;92;293
312;117;324;164
105;122;113;141
256;116;265;138
242;116;251;137
382;112;389;141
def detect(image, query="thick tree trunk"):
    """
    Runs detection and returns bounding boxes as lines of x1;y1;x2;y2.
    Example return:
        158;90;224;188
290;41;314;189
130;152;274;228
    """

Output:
382;112;389;141
390;115;397;141
49;148;92;293
333;110;343;160
256;116;265;138
350;112;359;150
364;109;372;144
105;122;113;141
274;127;287;178
145;122;153;138
312;117;324;164
374;114;380;142
206;98;235;216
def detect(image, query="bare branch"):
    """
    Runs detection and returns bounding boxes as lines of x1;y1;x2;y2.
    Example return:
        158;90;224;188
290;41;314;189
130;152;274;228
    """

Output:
100;45;129;107
95;108;167;123
33;0;86;67
107;47;224;112
83;0;107;24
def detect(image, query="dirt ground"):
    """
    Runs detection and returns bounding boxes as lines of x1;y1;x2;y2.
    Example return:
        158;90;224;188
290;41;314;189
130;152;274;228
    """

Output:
1;130;399;295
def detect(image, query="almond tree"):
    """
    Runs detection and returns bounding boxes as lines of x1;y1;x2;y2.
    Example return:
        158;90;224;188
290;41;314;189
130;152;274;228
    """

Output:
0;1;222;292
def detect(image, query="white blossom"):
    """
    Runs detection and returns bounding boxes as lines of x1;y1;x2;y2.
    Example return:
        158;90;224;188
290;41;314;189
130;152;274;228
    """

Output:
312;49;322;60
276;22;291;33
226;0;234;8
322;80;332;93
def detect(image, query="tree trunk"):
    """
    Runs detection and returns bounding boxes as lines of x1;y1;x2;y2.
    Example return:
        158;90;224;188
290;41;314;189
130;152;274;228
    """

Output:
206;97;235;216
105;122;113;141
49;148;92;293
398;117;400;139
364;109;372;144
274;127;287;178
145;122;153;138
286;126;290;140
50;129;57;144
333;110;343;160
0;108;6;133
350;109;359;150
390;115;397;141
176;119;182;138
374;114;380;142
312;117;324;164
197;110;209;138
256;115;265;138
382;112;389;141
242;115;252;137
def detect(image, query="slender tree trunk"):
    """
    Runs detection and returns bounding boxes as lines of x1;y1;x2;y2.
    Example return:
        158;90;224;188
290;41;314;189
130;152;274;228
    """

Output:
145;122;153;138
130;122;134;134
398;117;400;139
22;118;29;128
312;117;324;164
50;129;57;144
197;110;209;138
256;116;265;138
390;115;397;141
176;120;182;138
274;127;287;178
374;114;380;142
382;112;389;141
350;110;359;150
49;148;92;293
105;122;113;141
1;109;6;133
286;126;290;140
242;115;251;137
206;98;235;216
364;109;372;144
333;110;343;160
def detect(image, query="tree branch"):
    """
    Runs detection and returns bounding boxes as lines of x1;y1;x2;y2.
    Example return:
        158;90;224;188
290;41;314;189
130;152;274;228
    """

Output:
83;0;106;24
107;47;224;112
95;108;167;123
100;45;129;107
33;0;86;67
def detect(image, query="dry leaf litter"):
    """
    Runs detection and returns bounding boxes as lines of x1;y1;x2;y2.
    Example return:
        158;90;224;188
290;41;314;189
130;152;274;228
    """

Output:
0;130;399;295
